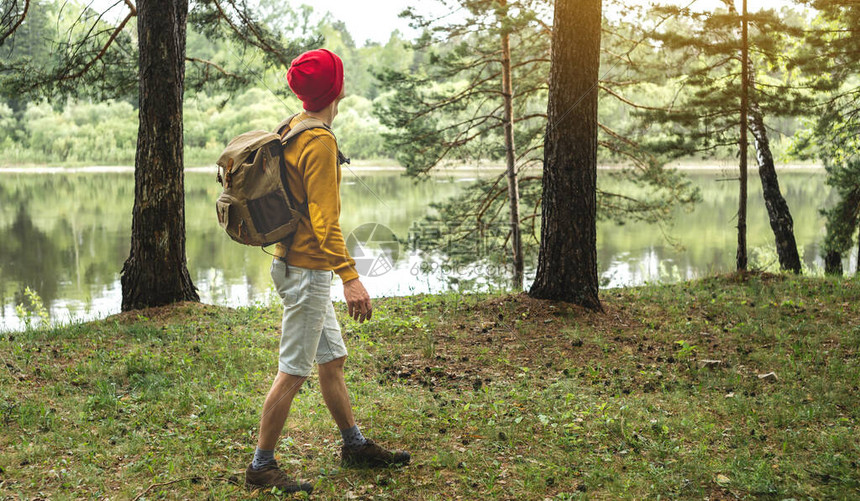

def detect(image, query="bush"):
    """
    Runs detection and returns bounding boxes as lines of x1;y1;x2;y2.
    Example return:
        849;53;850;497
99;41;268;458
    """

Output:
1;88;394;166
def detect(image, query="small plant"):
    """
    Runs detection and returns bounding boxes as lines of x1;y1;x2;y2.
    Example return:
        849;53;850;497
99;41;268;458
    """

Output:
422;328;436;359
750;246;780;273
674;340;698;360
14;287;50;330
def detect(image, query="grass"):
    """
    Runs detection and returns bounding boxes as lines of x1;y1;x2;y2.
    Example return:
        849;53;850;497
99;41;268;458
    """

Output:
1;273;858;499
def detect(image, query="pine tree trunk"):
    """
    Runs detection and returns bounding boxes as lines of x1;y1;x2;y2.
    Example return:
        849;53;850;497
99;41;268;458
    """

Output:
499;0;523;291
121;0;198;311
726;0;800;274
528;0;602;311
748;101;802;273
855;223;860;274
854;221;860;278
825;250;843;276
737;0;749;272
823;185;860;276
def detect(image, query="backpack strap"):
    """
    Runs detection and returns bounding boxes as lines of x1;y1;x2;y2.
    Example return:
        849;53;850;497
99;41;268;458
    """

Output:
277;116;350;166
274;114;300;136
271;115;351;264
280;117;330;142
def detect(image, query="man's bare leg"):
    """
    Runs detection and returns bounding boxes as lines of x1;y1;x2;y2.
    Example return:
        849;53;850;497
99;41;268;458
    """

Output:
257;371;307;450
246;371;313;494
318;356;410;466
318;356;356;430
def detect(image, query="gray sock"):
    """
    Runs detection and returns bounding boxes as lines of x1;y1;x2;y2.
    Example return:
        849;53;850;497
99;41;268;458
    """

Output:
340;424;368;448
251;447;276;470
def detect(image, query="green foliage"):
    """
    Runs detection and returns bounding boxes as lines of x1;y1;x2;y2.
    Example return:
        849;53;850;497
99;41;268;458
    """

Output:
1;1;58;102
1;0;320;103
410;165;701;277
335;96;389;159
320;20;415;100
598;165;702;225
625;2;815;162
0;99;138;165
0;88;397;165
788;1;860;270
820;158;860;262
1;0;138;101
14;286;50;330
375;0;702;276
0;0;430;166
186;0;322;96
375;0;550;175
673;339;698;360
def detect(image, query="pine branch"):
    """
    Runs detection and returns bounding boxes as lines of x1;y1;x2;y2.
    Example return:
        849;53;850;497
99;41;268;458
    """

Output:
56;10;134;83
407;71;503;119
61;1;125;72
600;79;642;87
514;112;547;123
185;57;243;79
515;143;543;163
430;51;501;78
598;122;643;150
599;84;678;112
597;140;651;170
476;185;509;225
0;0;29;45
602;47;636;67
400;106;505;174
418;106;505;140
405;84;502;123
535;18;551;36
211;0;290;67
690;140;738;153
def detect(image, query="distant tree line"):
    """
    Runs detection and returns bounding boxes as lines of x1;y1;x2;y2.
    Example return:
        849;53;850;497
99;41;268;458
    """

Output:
1;0;814;168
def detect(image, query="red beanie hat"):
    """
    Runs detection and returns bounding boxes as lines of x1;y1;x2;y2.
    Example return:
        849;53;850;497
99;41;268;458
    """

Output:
287;48;344;112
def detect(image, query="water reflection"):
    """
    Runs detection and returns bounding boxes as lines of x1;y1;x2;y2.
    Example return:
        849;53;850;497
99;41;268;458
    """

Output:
0;207;61;307
0;168;856;331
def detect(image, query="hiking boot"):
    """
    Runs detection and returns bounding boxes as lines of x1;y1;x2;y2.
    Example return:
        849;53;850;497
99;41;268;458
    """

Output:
244;463;313;494
341;439;411;468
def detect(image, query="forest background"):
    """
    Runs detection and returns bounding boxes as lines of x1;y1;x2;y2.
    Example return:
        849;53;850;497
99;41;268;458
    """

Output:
0;0;811;168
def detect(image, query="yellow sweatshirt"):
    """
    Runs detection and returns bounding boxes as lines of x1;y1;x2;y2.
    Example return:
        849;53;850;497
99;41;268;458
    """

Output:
273;113;359;282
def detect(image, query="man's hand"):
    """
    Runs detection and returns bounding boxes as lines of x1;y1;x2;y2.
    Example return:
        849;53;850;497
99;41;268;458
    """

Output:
343;278;372;323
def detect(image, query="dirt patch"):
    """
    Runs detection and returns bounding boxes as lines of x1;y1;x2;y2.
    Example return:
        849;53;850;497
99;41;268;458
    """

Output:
377;352;494;392
368;292;674;395
107;301;229;326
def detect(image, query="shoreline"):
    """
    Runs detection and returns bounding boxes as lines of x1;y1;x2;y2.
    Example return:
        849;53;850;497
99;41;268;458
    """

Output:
0;162;824;174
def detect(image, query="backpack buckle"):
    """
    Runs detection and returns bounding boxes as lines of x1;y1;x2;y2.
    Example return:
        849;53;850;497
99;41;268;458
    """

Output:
337;151;350;166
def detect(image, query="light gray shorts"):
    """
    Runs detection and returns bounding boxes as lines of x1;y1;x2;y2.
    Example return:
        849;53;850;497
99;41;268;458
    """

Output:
270;260;348;376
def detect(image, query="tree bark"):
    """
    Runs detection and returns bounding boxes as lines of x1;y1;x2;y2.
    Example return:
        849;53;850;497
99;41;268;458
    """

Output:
823;184;860;276
499;0;523;291
856;221;860;275
737;0;749;272
748;101;802;273
528;0;602;311
854;221;860;278
121;0;198;310
825;250;843;276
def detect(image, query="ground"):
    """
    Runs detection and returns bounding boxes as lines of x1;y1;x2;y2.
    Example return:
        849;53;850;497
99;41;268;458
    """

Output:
1;273;858;499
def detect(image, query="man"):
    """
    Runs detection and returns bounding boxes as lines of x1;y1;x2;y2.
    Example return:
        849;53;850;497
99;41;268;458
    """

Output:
244;48;410;495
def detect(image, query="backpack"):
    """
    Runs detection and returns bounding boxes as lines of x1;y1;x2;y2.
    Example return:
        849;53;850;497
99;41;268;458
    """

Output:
215;114;336;247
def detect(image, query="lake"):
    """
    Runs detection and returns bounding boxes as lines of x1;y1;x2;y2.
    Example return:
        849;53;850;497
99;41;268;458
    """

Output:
0;166;856;331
